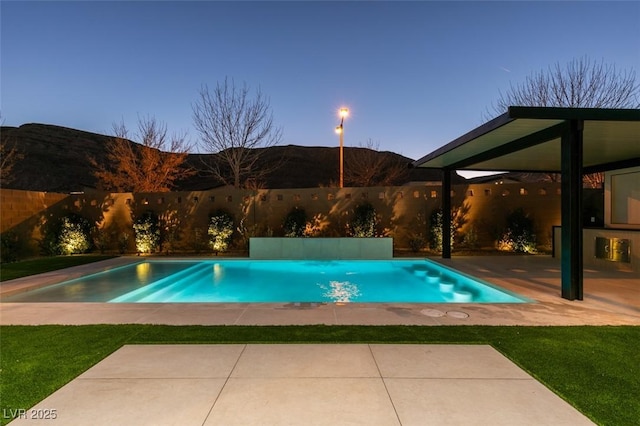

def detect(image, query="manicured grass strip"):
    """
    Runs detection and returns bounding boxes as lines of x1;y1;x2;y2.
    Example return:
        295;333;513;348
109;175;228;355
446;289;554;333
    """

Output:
0;256;116;282
1;325;638;426
483;326;640;426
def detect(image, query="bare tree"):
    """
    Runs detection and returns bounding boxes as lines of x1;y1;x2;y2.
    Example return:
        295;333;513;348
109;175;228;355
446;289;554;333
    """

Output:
491;56;640;116
192;78;283;188
91;116;194;192
0;133;23;186
344;139;409;187
0;116;24;186
489;57;638;184
583;172;605;189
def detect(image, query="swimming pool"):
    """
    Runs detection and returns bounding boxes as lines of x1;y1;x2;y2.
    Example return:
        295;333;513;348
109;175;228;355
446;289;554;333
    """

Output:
3;259;529;304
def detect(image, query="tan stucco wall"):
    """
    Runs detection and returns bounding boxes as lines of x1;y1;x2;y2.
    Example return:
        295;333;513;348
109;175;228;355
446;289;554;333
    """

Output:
1;183;562;255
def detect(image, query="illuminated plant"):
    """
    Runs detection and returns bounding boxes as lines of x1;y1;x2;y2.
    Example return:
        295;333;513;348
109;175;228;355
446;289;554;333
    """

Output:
408;233;426;252
348;203;377;237
133;211;160;254
498;208;537;253
208;210;234;253
283;207;307;237
428;209;456;251
58;215;92;255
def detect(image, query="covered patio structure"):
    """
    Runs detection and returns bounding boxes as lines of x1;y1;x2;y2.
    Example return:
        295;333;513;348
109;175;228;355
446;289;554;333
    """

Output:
413;106;640;301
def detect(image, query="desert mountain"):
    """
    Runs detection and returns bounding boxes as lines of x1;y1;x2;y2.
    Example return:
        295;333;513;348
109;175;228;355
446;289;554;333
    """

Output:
1;123;459;193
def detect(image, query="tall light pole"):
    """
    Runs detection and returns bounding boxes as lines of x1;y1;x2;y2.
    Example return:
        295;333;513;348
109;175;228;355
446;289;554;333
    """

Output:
335;107;349;188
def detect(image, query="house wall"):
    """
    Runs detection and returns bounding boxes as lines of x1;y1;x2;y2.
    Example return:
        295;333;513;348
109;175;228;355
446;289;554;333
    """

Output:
605;166;640;229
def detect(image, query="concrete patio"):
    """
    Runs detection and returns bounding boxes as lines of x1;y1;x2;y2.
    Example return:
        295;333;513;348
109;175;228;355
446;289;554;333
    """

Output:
7;344;595;425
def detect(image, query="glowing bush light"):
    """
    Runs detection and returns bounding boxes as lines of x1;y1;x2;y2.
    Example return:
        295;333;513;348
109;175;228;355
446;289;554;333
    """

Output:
133;211;160;254
58;216;91;255
283;207;307;237
498;208;537;253
348;203;377;237
208;210;234;253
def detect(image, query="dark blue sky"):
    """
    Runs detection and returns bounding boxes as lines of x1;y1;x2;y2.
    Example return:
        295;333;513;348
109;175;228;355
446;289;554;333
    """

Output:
2;1;639;161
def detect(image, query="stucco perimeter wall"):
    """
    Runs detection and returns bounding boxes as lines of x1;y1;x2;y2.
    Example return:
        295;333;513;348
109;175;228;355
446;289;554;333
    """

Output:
250;237;393;259
0;183;562;254
0;189;71;234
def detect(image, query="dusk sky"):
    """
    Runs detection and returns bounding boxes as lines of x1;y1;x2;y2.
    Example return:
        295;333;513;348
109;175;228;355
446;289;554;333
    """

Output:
2;1;639;162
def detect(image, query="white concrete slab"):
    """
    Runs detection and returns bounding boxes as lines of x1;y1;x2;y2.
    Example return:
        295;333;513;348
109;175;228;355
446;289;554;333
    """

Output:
204;378;399;426
79;344;245;379
9;378;225;426
384;378;594;425
371;344;531;379
231;344;379;378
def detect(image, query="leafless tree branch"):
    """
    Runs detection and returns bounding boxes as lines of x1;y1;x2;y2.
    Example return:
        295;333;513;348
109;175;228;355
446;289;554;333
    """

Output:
192;78;283;188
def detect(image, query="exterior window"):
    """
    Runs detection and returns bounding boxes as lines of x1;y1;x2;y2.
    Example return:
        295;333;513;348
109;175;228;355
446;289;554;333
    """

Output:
260;195;267;202
519;188;528;195
327;193;335;200
484;189;491;196
226;195;232;202
467;190;474;196
501;190;510;196
378;192;385;200
413;191;420;198
277;194;283;201
430;190;438;198
311;193;318;200
209;196;215;202
177;197;182;204
538;188;547;196
157;197;164;204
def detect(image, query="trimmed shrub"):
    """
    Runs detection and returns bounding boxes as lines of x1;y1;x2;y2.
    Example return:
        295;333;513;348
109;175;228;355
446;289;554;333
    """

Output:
408;233;426;252
428;209;455;251
133;211;161;254
348;203;377;237
283;207;307;237
1;231;25;262
58;215;92;255
498;208;537;253
208;210;234;253
40;213;93;256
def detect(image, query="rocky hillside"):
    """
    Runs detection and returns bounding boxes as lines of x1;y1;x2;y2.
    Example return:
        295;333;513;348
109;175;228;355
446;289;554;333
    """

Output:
1;123;456;193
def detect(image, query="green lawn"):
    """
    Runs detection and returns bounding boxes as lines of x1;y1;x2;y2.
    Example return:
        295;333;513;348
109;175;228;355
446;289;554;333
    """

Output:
1;325;638;426
0;255;116;282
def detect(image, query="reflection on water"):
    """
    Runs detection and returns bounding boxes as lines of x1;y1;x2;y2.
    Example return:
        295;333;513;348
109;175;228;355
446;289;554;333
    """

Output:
320;280;361;303
136;263;151;282
213;263;224;282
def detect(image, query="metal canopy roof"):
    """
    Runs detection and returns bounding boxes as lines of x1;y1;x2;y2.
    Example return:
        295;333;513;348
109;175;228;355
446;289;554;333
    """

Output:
413;107;640;173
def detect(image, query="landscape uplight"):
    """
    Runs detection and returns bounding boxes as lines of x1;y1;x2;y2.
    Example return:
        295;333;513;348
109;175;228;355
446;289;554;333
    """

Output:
335;107;349;188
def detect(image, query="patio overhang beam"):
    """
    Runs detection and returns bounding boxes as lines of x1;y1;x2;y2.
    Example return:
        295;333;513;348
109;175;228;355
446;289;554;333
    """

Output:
445;122;566;170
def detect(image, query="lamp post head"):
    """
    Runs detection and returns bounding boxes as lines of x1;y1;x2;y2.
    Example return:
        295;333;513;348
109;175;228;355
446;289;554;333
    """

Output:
335;125;343;134
339;108;349;119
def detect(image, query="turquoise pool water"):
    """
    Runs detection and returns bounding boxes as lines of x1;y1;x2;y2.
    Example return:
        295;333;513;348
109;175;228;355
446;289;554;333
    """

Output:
3;260;529;304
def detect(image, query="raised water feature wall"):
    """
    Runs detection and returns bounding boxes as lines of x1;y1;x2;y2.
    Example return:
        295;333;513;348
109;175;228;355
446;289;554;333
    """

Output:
249;237;393;259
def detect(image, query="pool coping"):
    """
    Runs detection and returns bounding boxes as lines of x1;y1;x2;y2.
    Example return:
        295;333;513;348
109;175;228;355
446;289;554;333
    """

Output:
1;255;639;326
